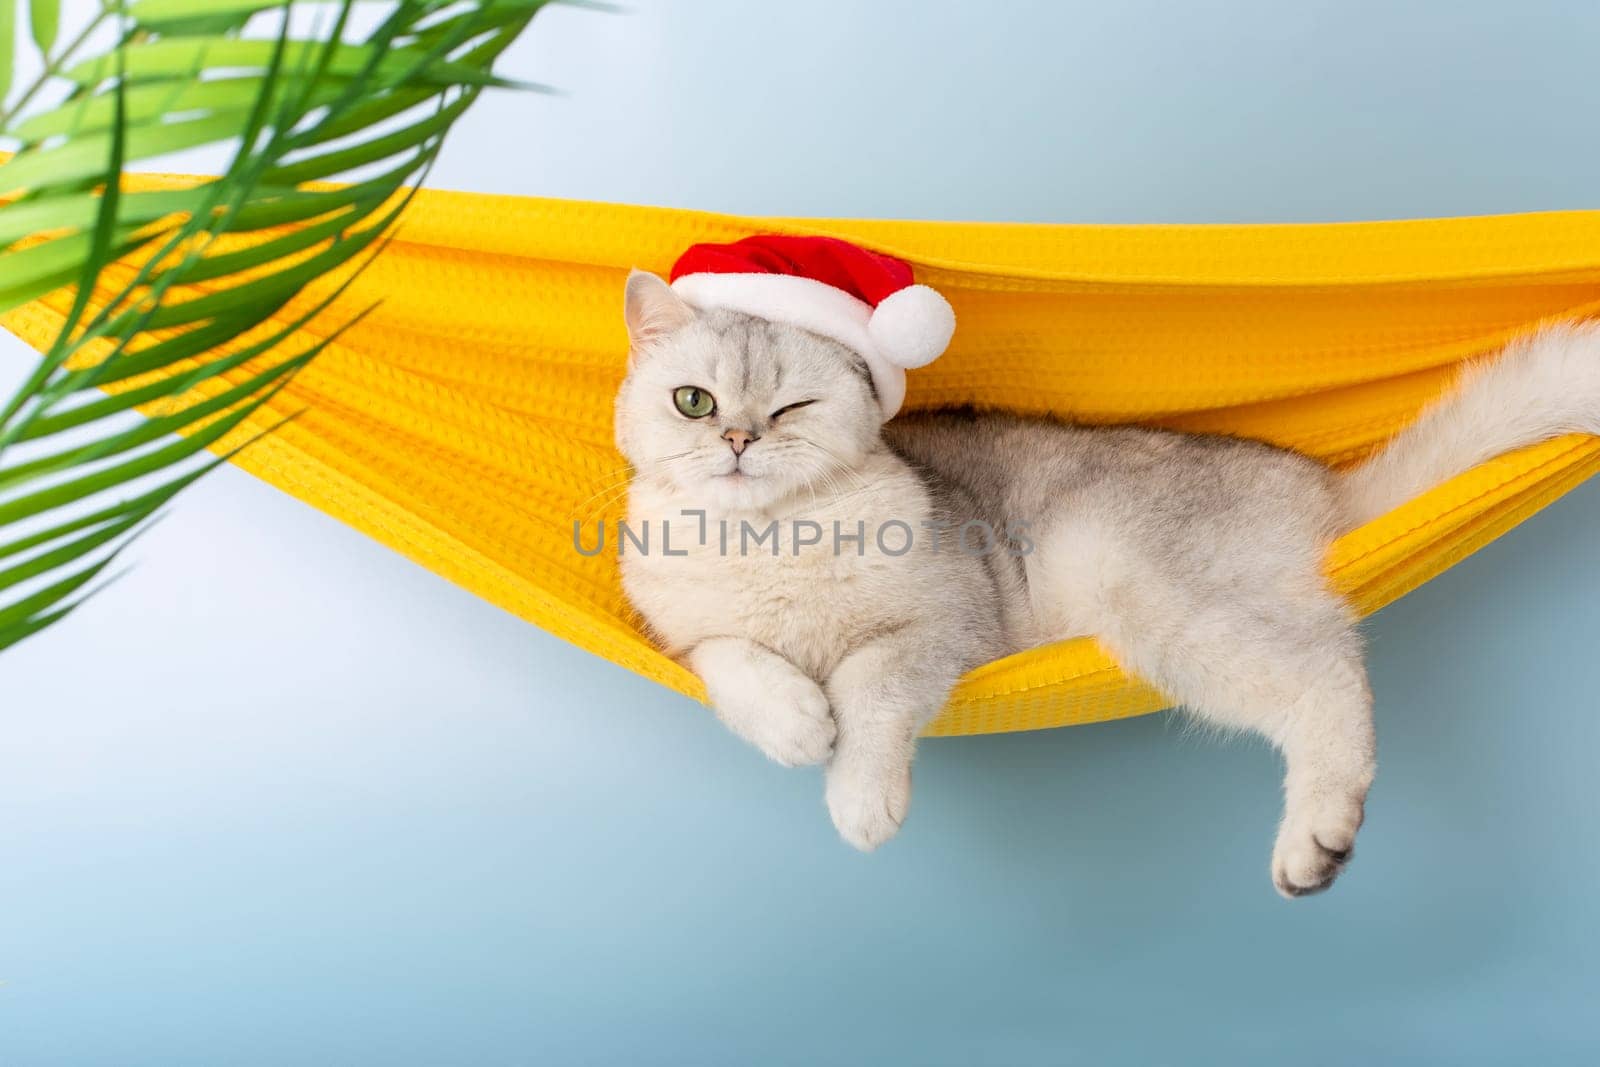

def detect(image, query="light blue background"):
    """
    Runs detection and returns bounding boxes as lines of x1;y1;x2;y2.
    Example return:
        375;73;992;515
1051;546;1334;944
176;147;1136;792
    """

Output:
4;1;1600;1063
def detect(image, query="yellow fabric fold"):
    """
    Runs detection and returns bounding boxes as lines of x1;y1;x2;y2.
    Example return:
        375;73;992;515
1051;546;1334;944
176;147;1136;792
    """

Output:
6;173;1600;736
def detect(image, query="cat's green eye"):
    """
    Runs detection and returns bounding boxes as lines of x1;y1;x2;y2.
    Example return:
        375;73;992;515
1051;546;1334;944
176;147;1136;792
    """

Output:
673;386;716;418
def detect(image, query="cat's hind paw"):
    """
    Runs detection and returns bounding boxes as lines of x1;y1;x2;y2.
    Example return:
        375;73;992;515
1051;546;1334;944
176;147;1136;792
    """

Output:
1271;794;1364;899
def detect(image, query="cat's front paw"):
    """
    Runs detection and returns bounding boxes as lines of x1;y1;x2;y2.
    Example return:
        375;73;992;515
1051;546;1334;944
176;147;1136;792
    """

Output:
693;639;837;767
747;677;836;767
826;760;912;852
1271;794;1365;898
714;672;836;768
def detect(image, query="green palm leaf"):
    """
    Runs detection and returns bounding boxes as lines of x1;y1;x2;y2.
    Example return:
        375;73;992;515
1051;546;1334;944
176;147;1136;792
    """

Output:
0;0;558;653
28;0;58;58
0;0;14;104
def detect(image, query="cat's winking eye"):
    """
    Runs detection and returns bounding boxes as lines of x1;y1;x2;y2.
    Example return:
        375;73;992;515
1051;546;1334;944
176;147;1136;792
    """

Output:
770;399;817;421
673;386;716;419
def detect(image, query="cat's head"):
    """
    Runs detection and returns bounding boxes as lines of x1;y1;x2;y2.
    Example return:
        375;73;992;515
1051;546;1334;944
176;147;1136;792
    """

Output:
614;270;885;512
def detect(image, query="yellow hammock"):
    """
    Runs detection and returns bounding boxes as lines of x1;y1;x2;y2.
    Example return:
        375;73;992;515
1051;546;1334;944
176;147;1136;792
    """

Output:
7;174;1600;736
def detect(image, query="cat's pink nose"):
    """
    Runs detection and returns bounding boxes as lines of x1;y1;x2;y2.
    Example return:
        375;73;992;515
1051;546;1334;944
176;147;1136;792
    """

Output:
722;428;759;456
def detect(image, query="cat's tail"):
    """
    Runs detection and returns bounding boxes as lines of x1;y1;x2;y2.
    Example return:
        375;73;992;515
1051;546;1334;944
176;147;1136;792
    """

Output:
1340;320;1600;529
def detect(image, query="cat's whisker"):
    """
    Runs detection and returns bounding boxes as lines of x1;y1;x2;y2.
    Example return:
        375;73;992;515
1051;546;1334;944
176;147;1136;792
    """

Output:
568;450;701;521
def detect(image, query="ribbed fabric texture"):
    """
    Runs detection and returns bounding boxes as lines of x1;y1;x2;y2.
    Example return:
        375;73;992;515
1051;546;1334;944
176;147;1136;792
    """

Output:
6;173;1600;736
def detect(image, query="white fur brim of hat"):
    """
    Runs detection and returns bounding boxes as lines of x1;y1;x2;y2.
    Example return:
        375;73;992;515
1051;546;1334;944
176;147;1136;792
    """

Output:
670;273;956;419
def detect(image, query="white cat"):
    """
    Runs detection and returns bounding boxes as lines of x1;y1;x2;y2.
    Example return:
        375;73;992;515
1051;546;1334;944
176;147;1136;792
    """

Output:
615;268;1600;897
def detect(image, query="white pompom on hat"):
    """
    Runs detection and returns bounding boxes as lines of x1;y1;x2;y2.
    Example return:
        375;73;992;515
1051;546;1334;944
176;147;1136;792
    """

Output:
667;234;956;418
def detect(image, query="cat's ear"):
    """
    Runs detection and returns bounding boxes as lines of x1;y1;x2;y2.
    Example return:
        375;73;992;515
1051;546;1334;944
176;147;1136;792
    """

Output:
624;269;696;356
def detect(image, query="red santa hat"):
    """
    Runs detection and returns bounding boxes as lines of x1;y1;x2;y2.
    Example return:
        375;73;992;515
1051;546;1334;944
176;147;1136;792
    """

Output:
668;234;955;418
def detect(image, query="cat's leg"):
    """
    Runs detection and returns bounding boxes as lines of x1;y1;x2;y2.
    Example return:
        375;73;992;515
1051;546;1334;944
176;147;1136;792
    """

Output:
1034;517;1375;897
822;629;964;851
688;637;836;767
1101;597;1374;898
1264;653;1374;897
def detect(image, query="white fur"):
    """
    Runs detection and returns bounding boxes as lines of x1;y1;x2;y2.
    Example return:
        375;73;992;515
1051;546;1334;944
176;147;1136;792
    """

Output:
1343;322;1600;525
689;637;836;767
615;274;1600;898
623;450;997;850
